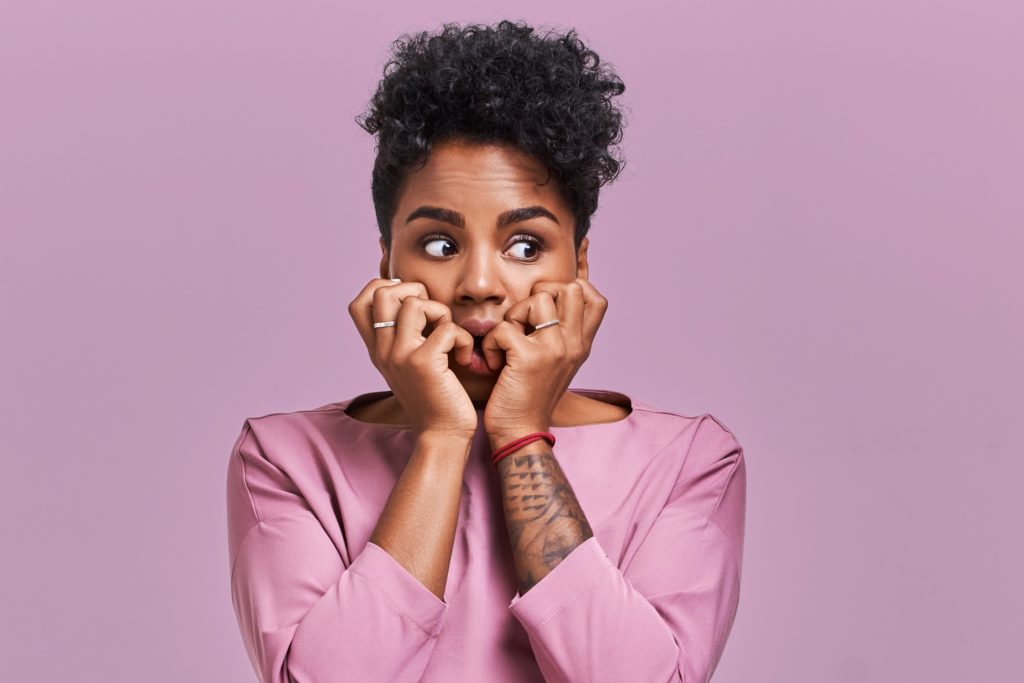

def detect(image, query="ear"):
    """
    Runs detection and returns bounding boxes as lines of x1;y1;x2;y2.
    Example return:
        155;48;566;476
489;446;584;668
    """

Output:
575;236;590;281
378;237;391;280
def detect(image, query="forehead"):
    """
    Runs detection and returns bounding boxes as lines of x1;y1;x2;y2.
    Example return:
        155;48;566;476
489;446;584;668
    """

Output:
399;140;565;206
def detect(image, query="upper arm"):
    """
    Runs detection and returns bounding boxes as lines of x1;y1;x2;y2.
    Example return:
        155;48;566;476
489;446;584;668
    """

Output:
622;415;747;681
225;420;344;680
224;418;449;683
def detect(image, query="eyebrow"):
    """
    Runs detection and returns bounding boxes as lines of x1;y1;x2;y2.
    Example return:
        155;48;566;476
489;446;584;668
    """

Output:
404;205;560;230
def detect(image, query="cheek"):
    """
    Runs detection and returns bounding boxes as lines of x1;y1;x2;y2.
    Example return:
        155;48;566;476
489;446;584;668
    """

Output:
393;262;453;303
513;270;572;302
423;284;455;305
507;285;535;306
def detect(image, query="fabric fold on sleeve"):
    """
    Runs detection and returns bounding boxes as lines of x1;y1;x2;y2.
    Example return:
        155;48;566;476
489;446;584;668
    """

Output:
507;535;610;618
347;541;450;635
226;420;449;683
507;534;683;682
504;414;747;683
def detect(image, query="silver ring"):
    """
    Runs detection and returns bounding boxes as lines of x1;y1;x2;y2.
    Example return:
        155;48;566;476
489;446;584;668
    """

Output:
373;321;397;329
532;319;560;331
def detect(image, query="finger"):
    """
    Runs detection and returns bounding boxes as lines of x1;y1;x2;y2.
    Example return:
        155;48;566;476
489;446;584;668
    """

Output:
505;290;559;339
572;277;608;346
530;281;585;349
348;278;406;362
418;318;475;367
480;320;520;371
521;291;563;352
370;281;429;362
500;296;532;335
391;297;454;357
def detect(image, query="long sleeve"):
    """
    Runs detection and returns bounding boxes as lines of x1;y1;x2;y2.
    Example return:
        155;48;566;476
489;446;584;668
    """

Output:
507;414;747;683
225;419;450;683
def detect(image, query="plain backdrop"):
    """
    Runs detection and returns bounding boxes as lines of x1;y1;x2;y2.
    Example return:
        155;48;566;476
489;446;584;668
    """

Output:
1;2;1021;681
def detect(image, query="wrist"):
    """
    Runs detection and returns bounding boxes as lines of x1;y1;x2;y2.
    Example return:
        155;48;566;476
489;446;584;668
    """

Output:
416;430;474;461
488;426;551;454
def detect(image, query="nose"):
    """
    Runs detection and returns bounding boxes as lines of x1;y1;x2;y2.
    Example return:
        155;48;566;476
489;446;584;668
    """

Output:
453;245;507;305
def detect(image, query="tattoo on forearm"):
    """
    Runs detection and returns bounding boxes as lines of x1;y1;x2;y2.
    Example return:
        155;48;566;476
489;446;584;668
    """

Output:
497;447;594;593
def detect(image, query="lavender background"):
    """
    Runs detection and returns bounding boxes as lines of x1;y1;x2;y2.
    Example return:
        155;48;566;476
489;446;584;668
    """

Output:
2;2;1020;681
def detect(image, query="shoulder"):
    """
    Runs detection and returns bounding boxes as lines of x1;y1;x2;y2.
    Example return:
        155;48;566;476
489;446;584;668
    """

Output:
224;402;348;560
228;400;347;467
629;396;745;470
567;390;746;527
580;388;744;464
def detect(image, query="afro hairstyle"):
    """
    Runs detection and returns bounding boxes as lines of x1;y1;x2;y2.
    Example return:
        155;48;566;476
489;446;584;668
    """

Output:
355;19;628;250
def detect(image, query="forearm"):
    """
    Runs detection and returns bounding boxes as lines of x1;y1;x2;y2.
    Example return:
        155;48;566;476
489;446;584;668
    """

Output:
369;431;472;600
493;439;594;594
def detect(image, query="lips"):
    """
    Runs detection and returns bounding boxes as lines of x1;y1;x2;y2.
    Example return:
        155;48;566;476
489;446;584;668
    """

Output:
459;318;500;337
456;318;502;375
467;345;496;374
422;319;498;346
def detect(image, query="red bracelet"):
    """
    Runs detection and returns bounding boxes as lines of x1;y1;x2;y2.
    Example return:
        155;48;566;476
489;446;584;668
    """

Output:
491;431;556;466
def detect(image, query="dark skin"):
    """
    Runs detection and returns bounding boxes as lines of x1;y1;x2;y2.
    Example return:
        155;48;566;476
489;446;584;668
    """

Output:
362;137;625;594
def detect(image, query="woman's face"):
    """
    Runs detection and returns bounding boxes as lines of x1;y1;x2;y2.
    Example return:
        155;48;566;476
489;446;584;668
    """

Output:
379;138;590;402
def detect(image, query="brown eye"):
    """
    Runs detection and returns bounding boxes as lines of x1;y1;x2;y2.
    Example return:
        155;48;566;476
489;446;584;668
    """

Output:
506;235;542;262
420;234;457;258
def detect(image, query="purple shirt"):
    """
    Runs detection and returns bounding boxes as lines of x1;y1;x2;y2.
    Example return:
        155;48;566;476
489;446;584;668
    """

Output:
226;388;747;682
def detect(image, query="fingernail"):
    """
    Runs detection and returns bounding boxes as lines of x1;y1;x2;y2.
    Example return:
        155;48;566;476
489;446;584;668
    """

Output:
389;278;402;282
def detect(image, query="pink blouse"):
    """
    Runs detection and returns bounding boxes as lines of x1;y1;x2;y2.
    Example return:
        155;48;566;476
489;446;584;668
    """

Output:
226;388;747;682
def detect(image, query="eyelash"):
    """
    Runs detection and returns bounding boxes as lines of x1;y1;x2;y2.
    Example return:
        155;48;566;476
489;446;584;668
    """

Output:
418;232;545;262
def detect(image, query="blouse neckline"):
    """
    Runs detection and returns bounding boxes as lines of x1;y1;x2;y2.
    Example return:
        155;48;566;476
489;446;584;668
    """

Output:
336;388;636;432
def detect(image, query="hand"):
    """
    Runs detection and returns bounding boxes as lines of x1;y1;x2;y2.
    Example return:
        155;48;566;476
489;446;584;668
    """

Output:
480;277;608;448
348;278;478;439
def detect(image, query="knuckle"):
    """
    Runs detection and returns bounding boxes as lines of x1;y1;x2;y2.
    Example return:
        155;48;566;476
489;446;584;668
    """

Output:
403;294;426;310
386;351;406;370
407;351;429;371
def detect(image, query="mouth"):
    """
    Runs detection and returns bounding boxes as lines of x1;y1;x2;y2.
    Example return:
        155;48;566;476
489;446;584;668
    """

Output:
459;318;500;338
466;339;499;375
420;325;485;346
421;319;500;353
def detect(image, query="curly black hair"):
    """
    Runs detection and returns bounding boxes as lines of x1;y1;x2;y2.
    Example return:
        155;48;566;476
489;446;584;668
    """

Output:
355;20;628;250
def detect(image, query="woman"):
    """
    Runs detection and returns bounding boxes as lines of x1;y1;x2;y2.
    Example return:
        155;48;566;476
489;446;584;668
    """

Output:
226;20;746;683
